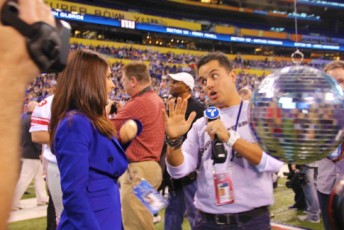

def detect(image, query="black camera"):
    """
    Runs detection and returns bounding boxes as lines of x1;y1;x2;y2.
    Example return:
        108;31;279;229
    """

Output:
110;103;118;115
1;0;71;73
283;172;291;178
285;175;298;189
285;172;307;189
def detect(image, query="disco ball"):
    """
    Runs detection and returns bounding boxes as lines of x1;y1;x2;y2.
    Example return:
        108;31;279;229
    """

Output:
249;65;344;164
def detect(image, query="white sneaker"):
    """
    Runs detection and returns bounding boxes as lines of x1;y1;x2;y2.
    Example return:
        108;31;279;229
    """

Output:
298;214;320;223
153;215;161;224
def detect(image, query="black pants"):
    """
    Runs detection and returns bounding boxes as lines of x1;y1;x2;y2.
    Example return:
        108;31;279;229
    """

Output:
46;191;56;230
317;191;332;230
288;164;306;210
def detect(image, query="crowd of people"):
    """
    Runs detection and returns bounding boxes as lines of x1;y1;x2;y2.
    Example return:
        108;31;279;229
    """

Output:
23;69;256;112
17;45;283;230
2;1;344;230
24;42;332;112
23;46;279;112
15;46;344;230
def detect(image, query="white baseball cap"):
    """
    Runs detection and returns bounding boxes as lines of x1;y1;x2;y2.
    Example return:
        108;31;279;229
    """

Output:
168;72;194;90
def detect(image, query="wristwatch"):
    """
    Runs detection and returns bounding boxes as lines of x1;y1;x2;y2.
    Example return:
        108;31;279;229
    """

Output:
226;130;240;147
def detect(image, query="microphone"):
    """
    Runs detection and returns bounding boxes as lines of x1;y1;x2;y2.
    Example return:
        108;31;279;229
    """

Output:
204;107;227;164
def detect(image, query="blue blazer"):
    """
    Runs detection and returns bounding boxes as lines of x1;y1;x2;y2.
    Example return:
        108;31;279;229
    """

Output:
54;112;128;230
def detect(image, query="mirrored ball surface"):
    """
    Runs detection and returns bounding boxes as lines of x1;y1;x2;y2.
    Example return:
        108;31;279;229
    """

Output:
249;65;344;164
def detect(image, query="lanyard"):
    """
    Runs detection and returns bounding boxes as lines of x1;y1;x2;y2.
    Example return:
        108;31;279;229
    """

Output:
230;100;243;161
132;86;152;98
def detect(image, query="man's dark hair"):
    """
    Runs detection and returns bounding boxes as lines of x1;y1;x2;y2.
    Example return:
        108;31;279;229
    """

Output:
197;51;233;73
122;61;151;84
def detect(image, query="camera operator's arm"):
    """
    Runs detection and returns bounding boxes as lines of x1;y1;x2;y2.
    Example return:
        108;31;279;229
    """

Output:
163;97;196;166
0;0;56;228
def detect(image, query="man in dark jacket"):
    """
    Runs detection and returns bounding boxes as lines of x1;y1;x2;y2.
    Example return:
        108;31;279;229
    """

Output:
161;72;205;230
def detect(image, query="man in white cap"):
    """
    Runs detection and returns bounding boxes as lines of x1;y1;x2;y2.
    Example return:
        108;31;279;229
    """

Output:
161;72;205;230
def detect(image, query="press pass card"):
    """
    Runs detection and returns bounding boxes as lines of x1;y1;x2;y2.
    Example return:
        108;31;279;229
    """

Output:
133;179;167;215
213;171;235;205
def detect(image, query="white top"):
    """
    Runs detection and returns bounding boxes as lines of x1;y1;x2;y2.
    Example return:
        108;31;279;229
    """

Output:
167;101;283;214
29;95;56;163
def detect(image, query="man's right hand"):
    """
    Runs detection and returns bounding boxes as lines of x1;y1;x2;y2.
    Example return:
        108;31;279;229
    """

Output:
162;97;196;139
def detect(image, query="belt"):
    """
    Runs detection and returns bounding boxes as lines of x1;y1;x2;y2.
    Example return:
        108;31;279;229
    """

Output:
199;206;268;225
179;170;198;184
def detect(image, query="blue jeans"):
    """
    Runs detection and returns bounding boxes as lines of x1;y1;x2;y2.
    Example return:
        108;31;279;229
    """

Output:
164;180;197;230
194;209;271;230
300;166;320;219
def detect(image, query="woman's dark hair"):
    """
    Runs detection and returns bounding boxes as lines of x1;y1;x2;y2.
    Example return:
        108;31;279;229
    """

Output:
50;49;114;147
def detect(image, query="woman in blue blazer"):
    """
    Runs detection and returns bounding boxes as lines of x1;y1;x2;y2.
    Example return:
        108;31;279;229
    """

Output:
50;49;139;230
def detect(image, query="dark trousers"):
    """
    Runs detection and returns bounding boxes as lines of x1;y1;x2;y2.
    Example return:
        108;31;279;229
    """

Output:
288;164;306;210
164;180;197;230
317;191;333;230
46;191;56;230
292;183;307;210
